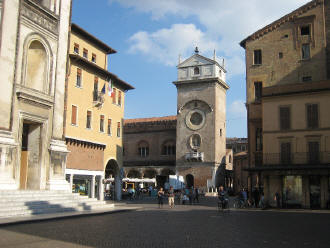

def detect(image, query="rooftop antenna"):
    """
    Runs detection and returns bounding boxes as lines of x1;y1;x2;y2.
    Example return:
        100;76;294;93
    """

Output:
194;46;199;54
213;49;216;61
222;58;225;68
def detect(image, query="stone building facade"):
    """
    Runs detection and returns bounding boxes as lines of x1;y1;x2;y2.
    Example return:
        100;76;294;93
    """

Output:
241;0;330;208
0;0;72;190
123;50;233;192
64;24;134;200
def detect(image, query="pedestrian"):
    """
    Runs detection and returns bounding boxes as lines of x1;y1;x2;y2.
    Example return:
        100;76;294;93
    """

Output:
194;187;199;203
253;187;260;208
274;192;281;208
158;187;165;208
188;187;193;205
168;186;175;208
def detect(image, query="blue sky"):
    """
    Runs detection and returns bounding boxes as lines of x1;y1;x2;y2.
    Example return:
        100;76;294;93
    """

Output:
72;0;310;138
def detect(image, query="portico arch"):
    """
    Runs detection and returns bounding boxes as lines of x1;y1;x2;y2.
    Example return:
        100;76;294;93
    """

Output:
105;159;121;201
186;174;194;188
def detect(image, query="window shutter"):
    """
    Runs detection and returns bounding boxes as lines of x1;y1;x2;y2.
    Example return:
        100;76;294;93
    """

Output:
71;106;77;125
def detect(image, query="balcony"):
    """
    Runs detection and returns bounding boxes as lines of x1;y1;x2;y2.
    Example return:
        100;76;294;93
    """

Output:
93;91;104;106
185;152;204;162
254;152;330;167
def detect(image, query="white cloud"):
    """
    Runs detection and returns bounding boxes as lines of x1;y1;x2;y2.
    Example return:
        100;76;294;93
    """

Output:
110;0;311;75
228;100;246;118
128;24;218;67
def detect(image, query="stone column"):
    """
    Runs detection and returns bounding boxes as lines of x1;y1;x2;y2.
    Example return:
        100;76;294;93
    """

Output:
320;176;328;209
91;175;96;198
69;174;73;192
98;175;104;201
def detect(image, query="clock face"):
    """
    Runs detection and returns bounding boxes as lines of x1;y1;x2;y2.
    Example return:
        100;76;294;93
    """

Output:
190;112;203;125
185;109;206;131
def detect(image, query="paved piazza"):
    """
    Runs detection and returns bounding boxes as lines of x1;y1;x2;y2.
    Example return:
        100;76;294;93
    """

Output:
0;197;329;248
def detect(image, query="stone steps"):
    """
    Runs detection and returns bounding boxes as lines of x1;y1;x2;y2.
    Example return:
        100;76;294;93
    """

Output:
0;190;113;219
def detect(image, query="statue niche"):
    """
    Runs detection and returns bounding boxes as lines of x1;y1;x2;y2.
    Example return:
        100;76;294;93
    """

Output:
26;40;47;92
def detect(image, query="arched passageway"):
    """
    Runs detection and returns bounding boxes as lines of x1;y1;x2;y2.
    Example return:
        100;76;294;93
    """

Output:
186;174;194;188
105;159;121;201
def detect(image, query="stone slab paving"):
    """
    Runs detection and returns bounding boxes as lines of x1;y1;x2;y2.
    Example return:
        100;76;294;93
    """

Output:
0;197;329;248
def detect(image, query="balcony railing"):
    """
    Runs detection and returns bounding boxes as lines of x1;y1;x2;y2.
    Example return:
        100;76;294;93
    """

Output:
93;91;104;105
255;152;330;166
185;152;204;162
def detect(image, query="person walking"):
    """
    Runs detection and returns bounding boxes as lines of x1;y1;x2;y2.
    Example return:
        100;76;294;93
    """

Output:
157;187;165;208
274;192;281;208
168;186;175;208
194;187;199;203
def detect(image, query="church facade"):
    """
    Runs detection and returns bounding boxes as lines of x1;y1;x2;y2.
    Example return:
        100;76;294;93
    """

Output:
0;0;72;191
123;50;233;192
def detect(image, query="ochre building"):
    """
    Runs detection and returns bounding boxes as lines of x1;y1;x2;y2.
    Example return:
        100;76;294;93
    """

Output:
241;0;330;208
64;24;134;200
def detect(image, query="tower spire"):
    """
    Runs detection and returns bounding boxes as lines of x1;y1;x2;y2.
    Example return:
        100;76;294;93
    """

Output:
194;46;199;54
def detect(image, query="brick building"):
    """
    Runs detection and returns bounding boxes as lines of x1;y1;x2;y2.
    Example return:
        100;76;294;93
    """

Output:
123;49;233;192
240;0;330;208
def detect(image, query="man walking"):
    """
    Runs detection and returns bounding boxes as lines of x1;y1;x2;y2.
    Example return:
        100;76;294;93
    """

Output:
168;186;175;208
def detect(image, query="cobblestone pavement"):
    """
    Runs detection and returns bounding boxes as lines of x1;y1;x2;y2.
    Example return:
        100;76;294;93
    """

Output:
0;197;329;248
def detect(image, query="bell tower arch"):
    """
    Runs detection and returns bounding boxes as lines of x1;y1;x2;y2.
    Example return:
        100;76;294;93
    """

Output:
173;48;229;190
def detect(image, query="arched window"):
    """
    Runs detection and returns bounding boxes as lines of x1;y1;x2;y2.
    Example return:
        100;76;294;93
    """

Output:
194;66;200;75
26;40;48;92
162;140;176;156
229;155;232;163
138;141;149;157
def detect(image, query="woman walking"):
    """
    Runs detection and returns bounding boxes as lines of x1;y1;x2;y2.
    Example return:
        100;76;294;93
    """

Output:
158;187;165;208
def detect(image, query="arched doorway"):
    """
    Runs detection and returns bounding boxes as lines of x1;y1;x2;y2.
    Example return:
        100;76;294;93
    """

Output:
105;159;121;201
186;174;194;188
215;165;225;189
127;169;142;179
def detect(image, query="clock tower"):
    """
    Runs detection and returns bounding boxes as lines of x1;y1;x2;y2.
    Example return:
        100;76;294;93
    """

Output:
173;48;229;190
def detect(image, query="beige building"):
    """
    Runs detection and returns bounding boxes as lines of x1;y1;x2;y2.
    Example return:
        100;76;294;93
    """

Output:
241;0;330;208
0;0;72;190
65;24;134;200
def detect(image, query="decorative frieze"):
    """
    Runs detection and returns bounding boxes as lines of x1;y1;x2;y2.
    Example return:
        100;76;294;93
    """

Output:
21;0;58;35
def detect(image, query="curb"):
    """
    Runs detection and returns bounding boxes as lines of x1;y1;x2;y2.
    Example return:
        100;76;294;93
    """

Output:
0;206;141;226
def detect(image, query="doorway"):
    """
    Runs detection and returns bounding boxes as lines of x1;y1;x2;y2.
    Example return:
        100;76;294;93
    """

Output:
186;174;194;188
309;176;321;209
20;122;41;190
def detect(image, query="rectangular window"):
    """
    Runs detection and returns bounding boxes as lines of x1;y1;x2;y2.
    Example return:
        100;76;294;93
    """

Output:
112;88;117;104
253;50;262;65
118;91;122;106
93;78;98;101
280;142;291;164
71;105;77;125
254;81;262;102
306;104;319;129
117;122;121;137
83;48;88;59
301;26;310;36
280;107;291;130
92;53;96;63
107;119;112;136
256;128;263;151
74;43;79;54
76;68;81;87
100;115;104;132
302;44;310;60
86;111;91;129
308;141;320;164
302;76;312;82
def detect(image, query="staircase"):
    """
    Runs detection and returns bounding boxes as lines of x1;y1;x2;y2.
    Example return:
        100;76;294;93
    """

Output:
0;190;114;219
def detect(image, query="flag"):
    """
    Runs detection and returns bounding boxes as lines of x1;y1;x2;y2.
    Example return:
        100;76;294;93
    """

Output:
108;79;113;97
101;83;106;94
